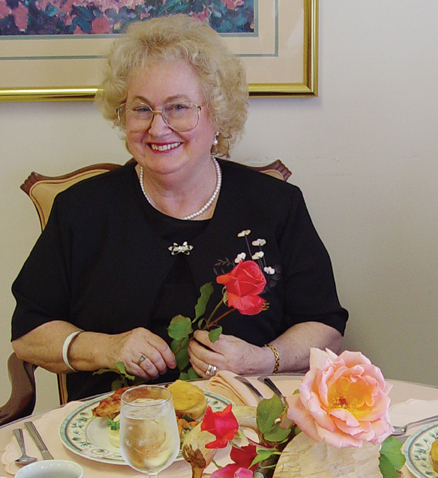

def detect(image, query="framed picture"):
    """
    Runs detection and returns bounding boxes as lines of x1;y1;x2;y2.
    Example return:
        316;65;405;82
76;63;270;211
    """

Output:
0;0;318;102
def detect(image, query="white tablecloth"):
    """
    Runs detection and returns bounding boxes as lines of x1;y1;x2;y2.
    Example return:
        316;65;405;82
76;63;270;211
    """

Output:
1;376;437;477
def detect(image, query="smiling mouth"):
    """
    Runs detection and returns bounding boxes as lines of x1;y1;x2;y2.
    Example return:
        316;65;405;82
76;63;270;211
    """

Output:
150;142;181;152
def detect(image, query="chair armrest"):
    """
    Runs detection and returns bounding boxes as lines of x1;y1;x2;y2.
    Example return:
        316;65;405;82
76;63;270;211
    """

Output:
0;353;37;426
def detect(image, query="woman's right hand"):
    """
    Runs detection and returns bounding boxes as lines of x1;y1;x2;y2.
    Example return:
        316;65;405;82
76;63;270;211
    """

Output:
105;328;177;381
13;322;177;379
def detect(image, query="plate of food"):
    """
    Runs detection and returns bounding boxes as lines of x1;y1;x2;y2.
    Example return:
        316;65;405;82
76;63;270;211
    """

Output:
403;421;438;477
59;381;232;465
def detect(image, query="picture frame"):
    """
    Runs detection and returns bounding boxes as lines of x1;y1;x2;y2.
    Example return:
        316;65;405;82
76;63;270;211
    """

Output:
0;0;318;102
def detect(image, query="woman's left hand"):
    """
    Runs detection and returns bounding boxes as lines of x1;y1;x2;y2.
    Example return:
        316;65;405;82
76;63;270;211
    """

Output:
188;330;273;378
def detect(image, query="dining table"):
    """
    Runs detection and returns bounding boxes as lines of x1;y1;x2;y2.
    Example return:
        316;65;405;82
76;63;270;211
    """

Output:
1;374;438;478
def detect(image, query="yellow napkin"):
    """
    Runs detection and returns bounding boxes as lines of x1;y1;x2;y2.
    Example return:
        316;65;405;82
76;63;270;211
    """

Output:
207;371;261;407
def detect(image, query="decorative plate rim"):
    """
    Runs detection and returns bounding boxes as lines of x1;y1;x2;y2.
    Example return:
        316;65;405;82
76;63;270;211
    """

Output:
59;389;232;465
403;421;438;478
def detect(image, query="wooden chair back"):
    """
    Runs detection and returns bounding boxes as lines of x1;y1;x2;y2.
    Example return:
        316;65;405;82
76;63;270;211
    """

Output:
21;163;122;230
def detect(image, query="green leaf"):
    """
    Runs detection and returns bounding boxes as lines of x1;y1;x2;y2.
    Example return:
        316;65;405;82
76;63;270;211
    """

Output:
168;315;193;340
208;326;223;343
378;454;398;478
171;336;190;370
111;378;126;390
380;436;406;470
94;362;146;390
250;448;278;468
93;368;110;376
179;367;201;381
113;362;135;378
93;361;135;381
195;283;214;320
264;422;292;443
257;395;285;435
187;367;201;380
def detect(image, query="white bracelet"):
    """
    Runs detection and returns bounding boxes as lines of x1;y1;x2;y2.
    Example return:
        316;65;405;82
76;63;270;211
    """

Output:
62;330;83;371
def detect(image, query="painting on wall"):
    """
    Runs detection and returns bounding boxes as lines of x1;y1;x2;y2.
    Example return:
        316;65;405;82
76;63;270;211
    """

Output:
0;0;318;101
0;0;255;35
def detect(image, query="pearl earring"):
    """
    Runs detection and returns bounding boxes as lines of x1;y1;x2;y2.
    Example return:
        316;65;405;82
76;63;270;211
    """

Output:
213;132;219;146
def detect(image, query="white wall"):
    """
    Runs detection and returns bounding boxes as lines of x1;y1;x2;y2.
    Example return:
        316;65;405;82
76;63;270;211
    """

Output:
1;0;438;413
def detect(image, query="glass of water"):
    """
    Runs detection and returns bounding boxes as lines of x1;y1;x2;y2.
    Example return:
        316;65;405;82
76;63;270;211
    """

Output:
120;385;180;476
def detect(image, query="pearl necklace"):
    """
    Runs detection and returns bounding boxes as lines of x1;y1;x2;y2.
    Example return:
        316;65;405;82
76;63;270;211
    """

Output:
139;157;222;220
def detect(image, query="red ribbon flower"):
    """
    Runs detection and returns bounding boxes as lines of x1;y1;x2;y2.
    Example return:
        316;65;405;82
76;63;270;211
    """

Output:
216;260;267;315
201;404;239;449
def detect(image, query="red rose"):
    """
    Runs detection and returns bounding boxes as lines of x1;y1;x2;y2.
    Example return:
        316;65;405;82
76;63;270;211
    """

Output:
210;444;258;477
216;260;267;315
201;404;239;449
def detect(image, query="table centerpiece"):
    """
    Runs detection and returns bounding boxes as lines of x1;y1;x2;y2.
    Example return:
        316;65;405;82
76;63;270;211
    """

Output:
96;231;405;477
181;348;406;478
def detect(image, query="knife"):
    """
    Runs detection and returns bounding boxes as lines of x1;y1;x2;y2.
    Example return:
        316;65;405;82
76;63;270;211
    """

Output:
24;421;54;460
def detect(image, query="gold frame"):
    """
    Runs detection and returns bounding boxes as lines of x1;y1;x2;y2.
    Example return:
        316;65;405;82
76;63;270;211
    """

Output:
0;0;318;102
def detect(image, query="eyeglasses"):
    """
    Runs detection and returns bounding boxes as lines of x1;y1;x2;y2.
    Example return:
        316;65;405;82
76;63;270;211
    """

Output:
117;101;203;133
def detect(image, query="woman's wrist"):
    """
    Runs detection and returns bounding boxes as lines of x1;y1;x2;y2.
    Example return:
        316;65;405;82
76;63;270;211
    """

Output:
68;331;116;371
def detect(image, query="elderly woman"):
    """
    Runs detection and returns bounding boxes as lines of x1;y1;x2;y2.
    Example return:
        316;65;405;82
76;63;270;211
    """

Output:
11;14;348;400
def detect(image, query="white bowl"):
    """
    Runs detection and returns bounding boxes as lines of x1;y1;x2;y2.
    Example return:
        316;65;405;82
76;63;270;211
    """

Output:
11;460;83;478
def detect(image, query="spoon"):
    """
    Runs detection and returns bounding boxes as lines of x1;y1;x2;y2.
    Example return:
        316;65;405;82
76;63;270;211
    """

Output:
13;429;37;466
391;414;438;436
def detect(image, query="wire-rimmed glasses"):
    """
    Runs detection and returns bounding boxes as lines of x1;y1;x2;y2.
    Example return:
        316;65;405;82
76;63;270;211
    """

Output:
117;101;202;133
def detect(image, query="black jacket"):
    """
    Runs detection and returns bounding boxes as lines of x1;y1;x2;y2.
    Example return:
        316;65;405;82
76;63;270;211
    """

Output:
12;160;348;399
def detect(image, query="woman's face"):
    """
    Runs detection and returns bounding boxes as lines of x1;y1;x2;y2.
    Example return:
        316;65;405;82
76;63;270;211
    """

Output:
124;60;216;178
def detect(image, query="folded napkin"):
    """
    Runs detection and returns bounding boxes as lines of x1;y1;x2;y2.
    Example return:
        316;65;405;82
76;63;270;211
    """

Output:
207;371;260;407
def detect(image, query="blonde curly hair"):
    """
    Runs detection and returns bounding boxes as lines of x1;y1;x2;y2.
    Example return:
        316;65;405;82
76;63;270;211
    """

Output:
96;14;248;158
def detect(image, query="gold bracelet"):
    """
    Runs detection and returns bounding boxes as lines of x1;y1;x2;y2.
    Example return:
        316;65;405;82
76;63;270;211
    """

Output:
265;344;280;374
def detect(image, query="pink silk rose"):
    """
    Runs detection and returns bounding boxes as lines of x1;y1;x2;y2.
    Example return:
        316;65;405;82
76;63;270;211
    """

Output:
286;348;394;448
216;260;267;315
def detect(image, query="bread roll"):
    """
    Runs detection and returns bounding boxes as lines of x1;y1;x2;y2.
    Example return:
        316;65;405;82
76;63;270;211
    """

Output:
168;380;207;420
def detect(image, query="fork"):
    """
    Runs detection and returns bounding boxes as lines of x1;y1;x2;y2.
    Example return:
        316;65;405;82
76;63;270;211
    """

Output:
234;376;264;402
391;414;438;436
257;376;286;406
